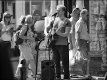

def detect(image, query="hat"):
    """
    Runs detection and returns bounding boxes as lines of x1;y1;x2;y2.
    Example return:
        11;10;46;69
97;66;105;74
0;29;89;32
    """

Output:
80;9;88;15
3;11;12;18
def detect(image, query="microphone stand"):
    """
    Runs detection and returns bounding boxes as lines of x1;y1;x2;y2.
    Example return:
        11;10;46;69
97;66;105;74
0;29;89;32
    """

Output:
34;38;44;80
47;38;51;80
46;37;54;80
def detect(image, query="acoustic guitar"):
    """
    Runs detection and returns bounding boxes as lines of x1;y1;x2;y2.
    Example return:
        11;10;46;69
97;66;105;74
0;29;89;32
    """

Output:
48;18;68;48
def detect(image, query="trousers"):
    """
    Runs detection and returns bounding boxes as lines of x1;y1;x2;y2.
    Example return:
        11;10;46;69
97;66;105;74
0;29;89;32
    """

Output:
52;45;69;79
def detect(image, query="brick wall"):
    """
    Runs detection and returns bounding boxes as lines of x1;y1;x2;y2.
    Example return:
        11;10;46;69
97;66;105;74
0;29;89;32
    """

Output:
89;0;107;76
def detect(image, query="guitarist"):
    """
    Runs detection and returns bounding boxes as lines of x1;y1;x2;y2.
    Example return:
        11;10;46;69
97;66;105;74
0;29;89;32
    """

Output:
46;5;71;80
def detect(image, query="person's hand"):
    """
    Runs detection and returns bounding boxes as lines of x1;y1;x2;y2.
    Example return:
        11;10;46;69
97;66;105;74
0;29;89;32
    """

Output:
75;40;80;50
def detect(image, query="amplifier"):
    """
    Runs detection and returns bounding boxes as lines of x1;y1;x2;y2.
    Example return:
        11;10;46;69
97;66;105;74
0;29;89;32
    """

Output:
41;60;55;80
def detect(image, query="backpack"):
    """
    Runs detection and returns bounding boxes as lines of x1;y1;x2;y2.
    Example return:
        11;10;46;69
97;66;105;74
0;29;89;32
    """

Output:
15;25;28;45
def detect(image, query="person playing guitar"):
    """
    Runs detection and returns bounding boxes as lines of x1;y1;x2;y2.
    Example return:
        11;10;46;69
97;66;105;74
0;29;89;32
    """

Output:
46;5;71;80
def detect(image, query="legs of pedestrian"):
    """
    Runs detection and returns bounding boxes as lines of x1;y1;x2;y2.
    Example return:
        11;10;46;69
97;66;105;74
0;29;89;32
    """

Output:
52;45;70;80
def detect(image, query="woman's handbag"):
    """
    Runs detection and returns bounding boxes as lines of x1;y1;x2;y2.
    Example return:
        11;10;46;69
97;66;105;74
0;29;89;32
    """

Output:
15;25;29;45
15;31;23;45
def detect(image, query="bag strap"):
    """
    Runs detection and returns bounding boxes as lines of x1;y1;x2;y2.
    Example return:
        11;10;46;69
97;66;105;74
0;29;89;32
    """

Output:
24;25;29;36
56;18;68;32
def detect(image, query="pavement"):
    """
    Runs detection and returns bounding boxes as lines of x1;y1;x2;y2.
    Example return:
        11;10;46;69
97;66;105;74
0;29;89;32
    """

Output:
10;41;105;80
11;57;105;80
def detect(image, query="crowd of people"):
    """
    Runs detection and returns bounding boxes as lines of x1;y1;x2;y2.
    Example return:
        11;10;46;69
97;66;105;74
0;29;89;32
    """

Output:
0;4;91;80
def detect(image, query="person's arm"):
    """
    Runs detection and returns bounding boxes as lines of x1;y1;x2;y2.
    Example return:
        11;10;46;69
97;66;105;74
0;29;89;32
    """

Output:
56;19;71;37
75;21;83;50
68;21;73;42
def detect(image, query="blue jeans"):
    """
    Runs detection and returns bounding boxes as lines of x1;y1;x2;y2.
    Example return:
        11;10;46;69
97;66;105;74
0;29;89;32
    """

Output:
52;45;69;79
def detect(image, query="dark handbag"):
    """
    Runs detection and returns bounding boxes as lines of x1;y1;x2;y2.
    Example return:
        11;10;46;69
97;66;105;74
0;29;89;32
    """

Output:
15;25;29;45
15;31;23;45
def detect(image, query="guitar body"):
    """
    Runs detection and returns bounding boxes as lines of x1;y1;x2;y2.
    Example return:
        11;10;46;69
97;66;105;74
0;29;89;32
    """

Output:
48;32;58;48
47;18;67;48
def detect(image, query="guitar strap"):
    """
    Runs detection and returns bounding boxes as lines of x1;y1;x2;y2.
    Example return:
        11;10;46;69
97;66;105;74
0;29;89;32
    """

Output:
53;18;67;33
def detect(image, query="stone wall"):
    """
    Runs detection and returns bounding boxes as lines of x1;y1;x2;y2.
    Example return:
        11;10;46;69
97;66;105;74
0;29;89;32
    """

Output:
89;0;107;76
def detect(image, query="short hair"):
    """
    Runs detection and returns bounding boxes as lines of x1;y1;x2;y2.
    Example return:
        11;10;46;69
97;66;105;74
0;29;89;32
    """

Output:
57;5;66;12
70;8;81;16
80;9;88;15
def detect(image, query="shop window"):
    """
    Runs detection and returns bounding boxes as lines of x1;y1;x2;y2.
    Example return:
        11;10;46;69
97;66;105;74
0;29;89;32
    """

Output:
25;1;30;15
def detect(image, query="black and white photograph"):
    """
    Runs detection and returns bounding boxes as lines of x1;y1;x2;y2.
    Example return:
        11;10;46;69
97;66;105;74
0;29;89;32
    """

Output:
0;0;107;80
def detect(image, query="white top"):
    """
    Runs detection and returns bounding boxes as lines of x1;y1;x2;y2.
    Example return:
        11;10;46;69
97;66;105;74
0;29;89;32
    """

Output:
0;21;12;41
75;18;89;40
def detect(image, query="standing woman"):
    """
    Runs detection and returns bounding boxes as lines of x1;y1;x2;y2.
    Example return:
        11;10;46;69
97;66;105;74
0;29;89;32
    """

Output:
19;15;37;77
0;11;14;80
14;15;26;77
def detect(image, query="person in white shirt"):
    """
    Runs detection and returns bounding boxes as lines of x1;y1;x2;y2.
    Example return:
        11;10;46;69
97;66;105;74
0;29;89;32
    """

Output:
69;8;80;50
68;8;81;74
0;11;14;80
75;9;90;75
0;11;14;57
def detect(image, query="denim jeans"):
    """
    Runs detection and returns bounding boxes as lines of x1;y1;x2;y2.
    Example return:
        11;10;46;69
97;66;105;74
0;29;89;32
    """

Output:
52;45;69;79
